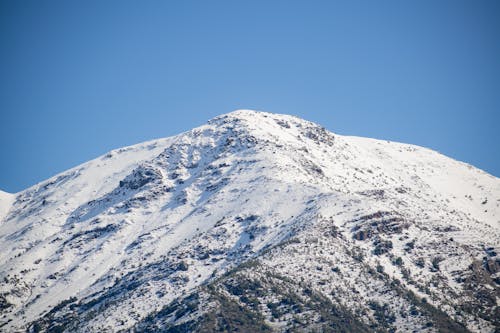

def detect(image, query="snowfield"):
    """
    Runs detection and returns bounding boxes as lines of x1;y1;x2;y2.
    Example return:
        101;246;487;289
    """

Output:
0;190;15;223
0;110;498;332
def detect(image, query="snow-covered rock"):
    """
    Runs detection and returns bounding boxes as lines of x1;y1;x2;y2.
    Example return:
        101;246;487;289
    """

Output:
0;110;498;332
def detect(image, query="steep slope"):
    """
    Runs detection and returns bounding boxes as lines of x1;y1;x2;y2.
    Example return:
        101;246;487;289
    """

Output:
0;110;498;332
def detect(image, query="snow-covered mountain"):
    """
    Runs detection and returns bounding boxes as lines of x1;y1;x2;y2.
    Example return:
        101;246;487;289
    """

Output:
0;110;498;333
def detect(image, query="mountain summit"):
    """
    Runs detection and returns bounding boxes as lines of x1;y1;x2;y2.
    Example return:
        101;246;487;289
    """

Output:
1;110;499;332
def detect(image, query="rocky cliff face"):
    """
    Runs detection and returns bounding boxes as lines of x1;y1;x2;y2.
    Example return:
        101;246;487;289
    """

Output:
0;110;498;332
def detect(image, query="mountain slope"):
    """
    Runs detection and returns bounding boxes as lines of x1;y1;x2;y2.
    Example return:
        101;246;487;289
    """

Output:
0;110;498;332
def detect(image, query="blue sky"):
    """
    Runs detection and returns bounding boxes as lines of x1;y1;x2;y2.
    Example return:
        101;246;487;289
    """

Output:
1;0;499;193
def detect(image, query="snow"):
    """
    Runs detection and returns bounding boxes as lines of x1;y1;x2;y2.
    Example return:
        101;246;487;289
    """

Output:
0;110;498;332
0;190;15;223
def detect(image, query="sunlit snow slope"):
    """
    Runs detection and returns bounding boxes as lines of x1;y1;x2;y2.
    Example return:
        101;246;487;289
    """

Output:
0;190;14;223
0;110;498;333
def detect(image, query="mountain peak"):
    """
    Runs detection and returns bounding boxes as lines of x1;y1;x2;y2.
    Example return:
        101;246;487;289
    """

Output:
225;108;267;117
217;109;276;120
208;109;294;128
204;109;333;150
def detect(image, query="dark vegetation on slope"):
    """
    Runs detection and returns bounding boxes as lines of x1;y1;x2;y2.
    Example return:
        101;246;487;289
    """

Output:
27;244;478;333
134;260;374;333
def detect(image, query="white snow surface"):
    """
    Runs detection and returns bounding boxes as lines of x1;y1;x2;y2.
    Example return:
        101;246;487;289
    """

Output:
0;110;499;332
0;190;14;222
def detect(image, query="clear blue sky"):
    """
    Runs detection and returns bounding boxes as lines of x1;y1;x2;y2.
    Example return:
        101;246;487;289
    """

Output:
1;0;499;193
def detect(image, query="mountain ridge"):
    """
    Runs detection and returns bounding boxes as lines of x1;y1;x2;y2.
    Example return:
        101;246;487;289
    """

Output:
7;109;499;194
0;110;498;332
